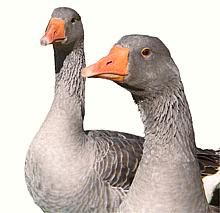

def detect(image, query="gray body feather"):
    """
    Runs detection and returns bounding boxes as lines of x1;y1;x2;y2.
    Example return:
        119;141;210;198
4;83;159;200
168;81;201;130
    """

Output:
82;35;219;212
113;35;218;213
25;11;219;213
25;9;144;212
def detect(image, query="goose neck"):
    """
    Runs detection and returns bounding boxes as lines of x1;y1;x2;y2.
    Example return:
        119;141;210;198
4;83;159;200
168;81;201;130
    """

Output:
52;42;85;131
120;83;209;212
137;83;197;159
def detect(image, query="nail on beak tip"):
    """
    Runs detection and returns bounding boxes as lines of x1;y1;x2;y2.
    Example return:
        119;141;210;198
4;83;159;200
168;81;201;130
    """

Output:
81;68;91;78
40;38;50;46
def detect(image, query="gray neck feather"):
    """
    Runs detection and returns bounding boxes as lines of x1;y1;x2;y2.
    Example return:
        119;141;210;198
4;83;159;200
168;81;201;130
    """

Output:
53;41;86;120
120;81;209;212
24;41;93;209
139;82;196;158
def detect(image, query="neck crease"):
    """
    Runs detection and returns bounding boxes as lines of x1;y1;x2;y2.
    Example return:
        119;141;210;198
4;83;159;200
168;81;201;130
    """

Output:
136;83;197;161
120;82;209;212
51;42;85;130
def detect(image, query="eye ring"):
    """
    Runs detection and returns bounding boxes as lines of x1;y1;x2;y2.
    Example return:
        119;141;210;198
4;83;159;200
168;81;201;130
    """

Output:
141;48;151;57
71;18;76;23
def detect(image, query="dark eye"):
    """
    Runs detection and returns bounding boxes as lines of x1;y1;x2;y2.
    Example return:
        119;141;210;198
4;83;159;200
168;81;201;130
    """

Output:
141;48;151;57
71;18;76;23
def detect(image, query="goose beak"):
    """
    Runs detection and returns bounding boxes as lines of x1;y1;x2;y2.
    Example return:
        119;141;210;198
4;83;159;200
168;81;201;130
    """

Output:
81;45;129;82
40;18;65;46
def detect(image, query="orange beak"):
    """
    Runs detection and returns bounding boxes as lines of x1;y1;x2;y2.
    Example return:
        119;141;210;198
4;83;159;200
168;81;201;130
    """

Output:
81;45;129;82
40;18;65;46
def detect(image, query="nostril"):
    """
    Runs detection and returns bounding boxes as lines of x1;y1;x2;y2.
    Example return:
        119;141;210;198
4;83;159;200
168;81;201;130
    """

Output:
106;61;113;66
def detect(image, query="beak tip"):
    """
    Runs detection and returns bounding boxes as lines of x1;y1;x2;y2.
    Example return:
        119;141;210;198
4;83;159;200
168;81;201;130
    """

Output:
40;37;49;46
81;68;89;77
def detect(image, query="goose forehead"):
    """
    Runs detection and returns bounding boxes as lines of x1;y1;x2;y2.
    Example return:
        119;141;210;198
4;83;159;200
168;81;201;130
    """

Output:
52;7;81;20
117;34;170;56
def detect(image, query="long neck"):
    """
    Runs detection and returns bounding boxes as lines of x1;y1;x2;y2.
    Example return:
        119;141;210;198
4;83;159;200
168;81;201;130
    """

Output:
51;41;86;133
26;42;95;198
140;83;197;159
120;82;209;212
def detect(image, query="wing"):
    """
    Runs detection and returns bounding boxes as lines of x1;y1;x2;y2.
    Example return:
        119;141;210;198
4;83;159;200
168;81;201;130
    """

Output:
197;148;220;207
87;129;219;194
196;148;220;177
87;130;144;191
209;205;219;213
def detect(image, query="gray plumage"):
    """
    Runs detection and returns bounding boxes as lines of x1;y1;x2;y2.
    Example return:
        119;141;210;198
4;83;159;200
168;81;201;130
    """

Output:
112;35;219;213
25;8;144;213
25;8;219;213
82;34;219;212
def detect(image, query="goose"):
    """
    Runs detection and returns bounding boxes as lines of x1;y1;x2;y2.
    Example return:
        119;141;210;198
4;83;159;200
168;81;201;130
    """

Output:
25;8;144;213
82;34;220;212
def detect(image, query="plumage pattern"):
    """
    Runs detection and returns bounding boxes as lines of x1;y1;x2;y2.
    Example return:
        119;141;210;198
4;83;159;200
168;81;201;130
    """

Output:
82;34;220;212
25;10;219;212
88;130;143;191
25;8;145;212
197;148;220;177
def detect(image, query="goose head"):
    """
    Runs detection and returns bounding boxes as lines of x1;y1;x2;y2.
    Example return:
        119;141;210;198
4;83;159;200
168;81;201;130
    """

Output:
82;35;180;100
40;7;84;47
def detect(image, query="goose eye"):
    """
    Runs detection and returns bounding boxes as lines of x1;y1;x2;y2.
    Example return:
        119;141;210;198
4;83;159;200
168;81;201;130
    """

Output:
71;18;76;23
141;48;151;57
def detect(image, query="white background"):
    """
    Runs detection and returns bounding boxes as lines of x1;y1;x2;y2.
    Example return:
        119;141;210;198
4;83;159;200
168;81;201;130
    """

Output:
0;0;219;212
